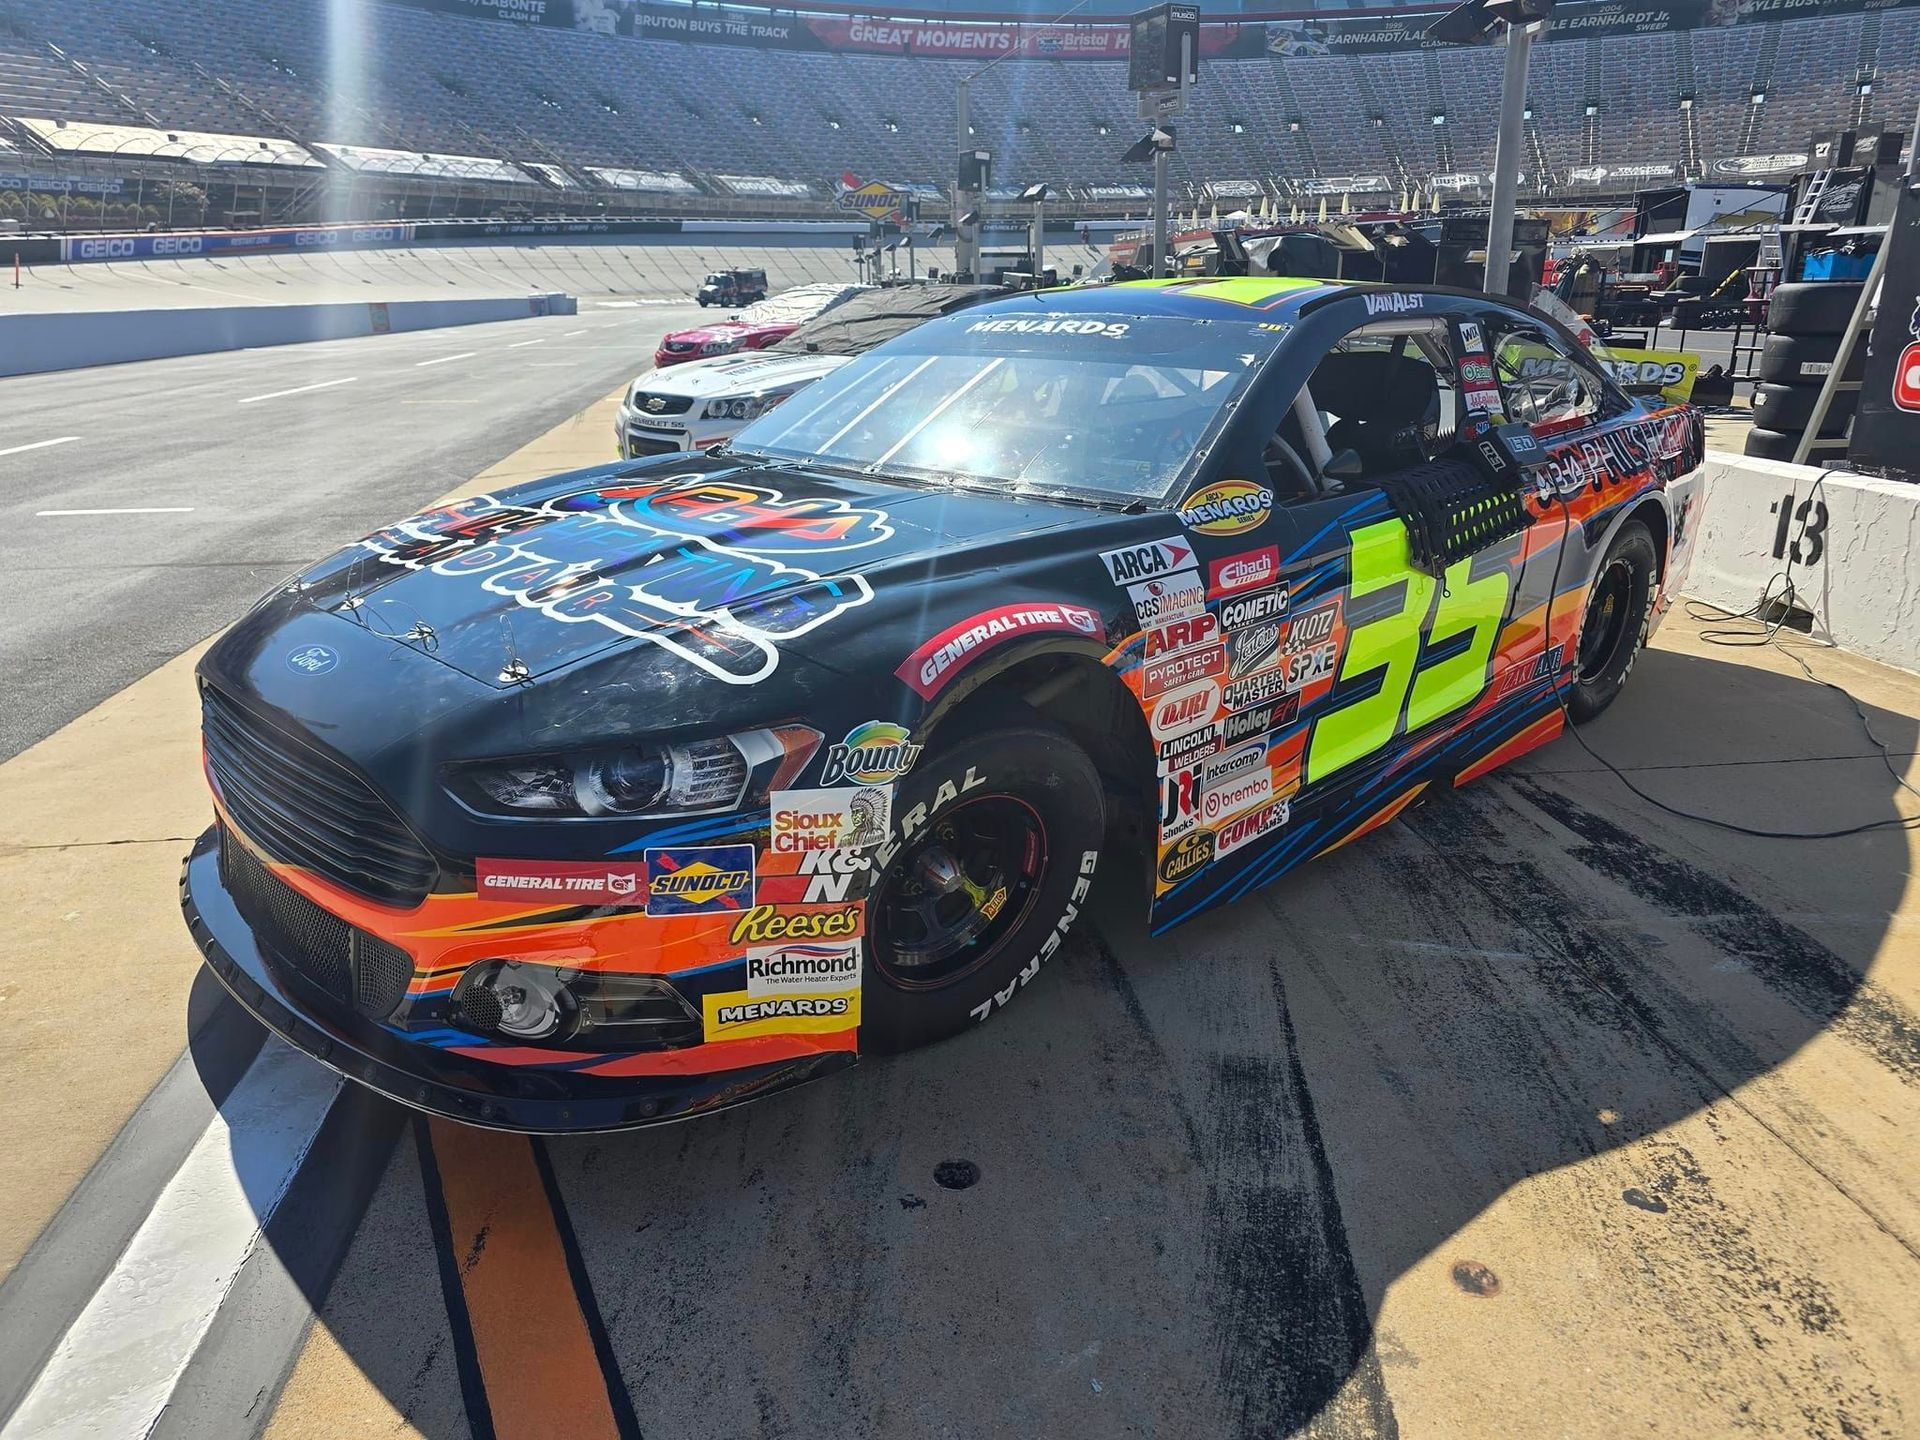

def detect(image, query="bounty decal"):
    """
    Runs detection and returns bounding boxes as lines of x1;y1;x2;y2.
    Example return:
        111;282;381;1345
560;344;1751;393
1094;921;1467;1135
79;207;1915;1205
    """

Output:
1143;643;1226;699
746;941;862;997
770;787;893;853
1149;678;1222;742
1127;571;1206;627
756;846;873;906
897;603;1102;699
1177;480;1273;537
1209;547;1279;597
1101;537;1194;584
476;858;648;908
1215;798;1289;856
820;721;922;786
968;851;1097;1022
642;845;755;916
703;991;859;1041
359;482;878;686
1218;586;1288;631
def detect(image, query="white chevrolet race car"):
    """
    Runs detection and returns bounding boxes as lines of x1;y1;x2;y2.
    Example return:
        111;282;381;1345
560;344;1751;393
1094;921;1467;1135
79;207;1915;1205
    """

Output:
616;283;1006;459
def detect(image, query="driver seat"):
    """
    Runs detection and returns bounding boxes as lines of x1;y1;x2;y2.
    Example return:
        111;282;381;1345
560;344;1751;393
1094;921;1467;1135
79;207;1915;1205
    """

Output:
1309;351;1441;476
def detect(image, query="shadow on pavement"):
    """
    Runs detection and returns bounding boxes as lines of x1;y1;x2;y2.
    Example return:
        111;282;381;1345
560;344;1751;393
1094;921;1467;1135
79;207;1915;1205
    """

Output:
217;643;1917;1438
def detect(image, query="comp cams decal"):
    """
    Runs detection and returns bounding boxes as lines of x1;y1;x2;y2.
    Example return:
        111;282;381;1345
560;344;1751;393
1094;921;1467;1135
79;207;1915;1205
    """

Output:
897;603;1102;699
1177;480;1274;537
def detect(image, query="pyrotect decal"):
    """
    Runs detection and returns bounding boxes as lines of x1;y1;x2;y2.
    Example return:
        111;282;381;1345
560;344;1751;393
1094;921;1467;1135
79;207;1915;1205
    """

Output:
642;845;755;916
1126;571;1206;627
896;604;1101;699
1209;547;1279;597
1100;538;1194;585
476;858;648;907
770;787;893;852
1143;643;1226;699
819;721;923;786
1177;480;1274;537
746;941;862;997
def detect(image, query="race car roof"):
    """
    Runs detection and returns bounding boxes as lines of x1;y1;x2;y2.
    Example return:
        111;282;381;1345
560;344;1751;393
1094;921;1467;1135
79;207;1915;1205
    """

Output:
769;282;1009;357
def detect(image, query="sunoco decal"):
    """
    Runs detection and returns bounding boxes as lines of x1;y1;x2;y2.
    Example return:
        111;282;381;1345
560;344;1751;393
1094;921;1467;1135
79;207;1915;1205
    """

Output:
820;721;922;786
1177;480;1273;537
642;845;755;916
897;603;1102;699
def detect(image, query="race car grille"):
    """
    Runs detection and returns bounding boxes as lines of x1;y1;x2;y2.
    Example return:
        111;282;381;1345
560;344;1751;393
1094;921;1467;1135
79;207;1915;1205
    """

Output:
201;686;437;907
661;340;695;353
219;825;417;1021
633;392;694;415
624;431;685;459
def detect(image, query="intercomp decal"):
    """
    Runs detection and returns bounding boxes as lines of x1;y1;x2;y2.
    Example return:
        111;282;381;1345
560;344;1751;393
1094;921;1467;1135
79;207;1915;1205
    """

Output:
358;474;889;686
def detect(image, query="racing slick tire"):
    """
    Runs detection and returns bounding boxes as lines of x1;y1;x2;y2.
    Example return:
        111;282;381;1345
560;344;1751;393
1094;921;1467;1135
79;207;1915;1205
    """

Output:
1748;381;1856;435
1742;426;1811;461
1758;331;1866;385
861;721;1105;1054
1567;520;1657;726
1766;281;1867;336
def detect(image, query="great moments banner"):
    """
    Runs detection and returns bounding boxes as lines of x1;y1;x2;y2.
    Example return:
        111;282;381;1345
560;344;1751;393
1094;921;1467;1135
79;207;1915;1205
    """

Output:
397;0;1920;58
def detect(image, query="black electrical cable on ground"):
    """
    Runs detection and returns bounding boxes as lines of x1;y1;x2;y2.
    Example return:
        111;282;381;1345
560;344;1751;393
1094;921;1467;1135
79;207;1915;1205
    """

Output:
1542;471;1920;839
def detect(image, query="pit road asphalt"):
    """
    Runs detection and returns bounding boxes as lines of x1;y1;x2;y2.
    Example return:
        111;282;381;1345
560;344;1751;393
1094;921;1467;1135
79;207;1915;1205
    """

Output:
0;301;706;761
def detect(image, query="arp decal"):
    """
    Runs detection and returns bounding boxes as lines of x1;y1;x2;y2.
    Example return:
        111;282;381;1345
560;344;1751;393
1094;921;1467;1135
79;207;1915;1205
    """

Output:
897;603;1102;699
1143;612;1219;660
1177;480;1274;537
819;720;922;786
746;941;862;997
1101;537;1194;584
770;787;893;853
1143;643;1227;699
703;991;859;1041
642;845;755;916
1209;547;1280;597
1127;570;1206;627
1149;678;1222;742
476;858;648;907
1218;586;1288;632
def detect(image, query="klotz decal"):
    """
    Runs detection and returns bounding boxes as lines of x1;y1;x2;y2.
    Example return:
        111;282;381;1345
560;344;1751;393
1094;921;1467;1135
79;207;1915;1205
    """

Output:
642;845;755;916
820;721;922;786
968;851;1097;1022
703;990;859;1041
1100;537;1195;584
746;941;862;997
1209;547;1280;597
897;603;1103;699
1177;480;1274;537
770;787;893;853
1127;570;1206;627
475;858;648;907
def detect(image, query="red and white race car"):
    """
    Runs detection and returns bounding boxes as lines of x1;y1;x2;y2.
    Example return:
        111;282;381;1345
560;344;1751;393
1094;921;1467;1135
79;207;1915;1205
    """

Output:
653;284;867;367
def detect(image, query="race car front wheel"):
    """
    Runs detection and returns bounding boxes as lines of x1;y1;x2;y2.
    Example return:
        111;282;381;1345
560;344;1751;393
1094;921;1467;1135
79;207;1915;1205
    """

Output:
862;721;1105;1054
1567;519;1656;725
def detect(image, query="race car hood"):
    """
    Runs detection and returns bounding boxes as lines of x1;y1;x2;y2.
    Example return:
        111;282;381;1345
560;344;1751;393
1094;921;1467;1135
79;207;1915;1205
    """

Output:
660;321;789;350
633;351;848;401
263;456;1093;708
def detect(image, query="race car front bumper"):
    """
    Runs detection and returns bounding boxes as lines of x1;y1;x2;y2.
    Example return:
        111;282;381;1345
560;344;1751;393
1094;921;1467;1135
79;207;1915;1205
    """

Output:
179;828;852;1133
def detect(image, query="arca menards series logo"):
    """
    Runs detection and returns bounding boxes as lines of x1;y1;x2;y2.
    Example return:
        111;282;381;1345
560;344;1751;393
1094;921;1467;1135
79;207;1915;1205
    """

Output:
356;474;892;686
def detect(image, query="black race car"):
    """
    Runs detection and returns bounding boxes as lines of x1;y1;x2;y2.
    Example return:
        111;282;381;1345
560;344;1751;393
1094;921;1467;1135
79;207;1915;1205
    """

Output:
182;276;1706;1132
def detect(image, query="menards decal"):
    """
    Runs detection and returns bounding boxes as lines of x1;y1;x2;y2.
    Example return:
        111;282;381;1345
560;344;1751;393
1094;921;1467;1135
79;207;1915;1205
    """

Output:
702;990;860;1041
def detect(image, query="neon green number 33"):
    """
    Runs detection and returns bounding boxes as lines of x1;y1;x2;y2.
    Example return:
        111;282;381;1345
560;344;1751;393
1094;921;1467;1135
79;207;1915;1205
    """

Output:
1306;518;1510;785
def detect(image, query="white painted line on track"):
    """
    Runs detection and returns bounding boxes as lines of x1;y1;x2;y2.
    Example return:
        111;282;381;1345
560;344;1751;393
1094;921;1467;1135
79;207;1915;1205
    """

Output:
0;1041;340;1440
508;338;547;348
0;437;81;458
563;329;589;337
414;351;477;368
238;377;358;405
36;514;194;526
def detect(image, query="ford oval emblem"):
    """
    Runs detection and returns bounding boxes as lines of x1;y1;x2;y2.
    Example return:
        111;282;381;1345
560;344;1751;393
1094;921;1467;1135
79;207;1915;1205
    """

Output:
287;644;340;675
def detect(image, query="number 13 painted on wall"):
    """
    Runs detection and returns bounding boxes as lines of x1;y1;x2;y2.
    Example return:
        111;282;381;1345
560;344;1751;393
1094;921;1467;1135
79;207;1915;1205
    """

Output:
1306;518;1513;785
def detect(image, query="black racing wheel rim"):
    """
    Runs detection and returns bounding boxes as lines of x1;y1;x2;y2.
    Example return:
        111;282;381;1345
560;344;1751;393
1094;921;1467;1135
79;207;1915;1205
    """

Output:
1577;555;1636;683
870;795;1049;991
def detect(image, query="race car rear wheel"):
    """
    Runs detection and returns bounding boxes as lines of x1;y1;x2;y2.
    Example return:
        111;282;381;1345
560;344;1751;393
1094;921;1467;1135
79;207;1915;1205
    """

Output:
1567;520;1656;725
862;722;1104;1054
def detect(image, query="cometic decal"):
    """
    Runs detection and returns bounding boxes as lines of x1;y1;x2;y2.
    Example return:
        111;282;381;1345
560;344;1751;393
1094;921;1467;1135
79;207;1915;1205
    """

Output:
1218;586;1289;631
1177;480;1274;537
642;845;755;916
476;858;648;907
896;603;1102;699
1215;798;1290;855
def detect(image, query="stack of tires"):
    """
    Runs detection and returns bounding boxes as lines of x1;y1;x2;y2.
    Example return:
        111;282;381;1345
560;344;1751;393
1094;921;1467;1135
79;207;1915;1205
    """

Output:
1745;281;1868;461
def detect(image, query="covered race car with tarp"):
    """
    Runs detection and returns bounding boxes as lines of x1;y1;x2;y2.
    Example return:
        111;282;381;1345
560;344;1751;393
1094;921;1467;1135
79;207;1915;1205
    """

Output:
181;276;1704;1132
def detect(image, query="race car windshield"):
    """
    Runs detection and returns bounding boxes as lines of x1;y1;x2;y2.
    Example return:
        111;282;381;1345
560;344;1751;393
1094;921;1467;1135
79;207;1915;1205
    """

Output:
727;312;1271;503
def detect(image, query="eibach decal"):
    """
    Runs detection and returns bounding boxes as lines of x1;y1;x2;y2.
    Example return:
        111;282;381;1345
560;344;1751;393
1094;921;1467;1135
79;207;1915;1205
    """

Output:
1209;547;1280;596
896;603;1102;699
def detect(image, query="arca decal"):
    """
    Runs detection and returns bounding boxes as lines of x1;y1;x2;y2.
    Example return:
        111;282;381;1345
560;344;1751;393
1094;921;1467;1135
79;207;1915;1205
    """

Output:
897;603;1102;699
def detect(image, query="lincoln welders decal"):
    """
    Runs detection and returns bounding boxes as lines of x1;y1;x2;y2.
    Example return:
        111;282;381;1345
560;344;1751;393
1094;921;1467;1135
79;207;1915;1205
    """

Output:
359;482;877;685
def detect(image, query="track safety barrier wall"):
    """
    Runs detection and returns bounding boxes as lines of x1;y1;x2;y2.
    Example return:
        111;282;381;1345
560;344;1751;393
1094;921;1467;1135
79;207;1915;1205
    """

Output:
1688;452;1920;675
0;294;574;378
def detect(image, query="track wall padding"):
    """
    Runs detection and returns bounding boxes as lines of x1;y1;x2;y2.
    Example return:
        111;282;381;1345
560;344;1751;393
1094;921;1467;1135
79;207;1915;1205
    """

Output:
0;295;564;378
1689;452;1920;674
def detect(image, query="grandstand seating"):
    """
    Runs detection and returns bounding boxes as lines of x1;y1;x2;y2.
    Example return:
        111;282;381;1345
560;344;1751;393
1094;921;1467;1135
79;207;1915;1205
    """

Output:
0;0;1912;198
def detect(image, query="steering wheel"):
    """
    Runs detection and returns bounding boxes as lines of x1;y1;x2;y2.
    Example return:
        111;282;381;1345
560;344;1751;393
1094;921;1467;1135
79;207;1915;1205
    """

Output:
1263;433;1321;498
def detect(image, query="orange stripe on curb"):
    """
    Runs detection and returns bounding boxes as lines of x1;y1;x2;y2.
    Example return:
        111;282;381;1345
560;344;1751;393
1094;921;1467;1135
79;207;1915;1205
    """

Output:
426;1120;627;1440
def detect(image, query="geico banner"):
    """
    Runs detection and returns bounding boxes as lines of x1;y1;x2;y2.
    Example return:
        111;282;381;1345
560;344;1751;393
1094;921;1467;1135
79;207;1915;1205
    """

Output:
0;173;124;195
63;224;415;263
